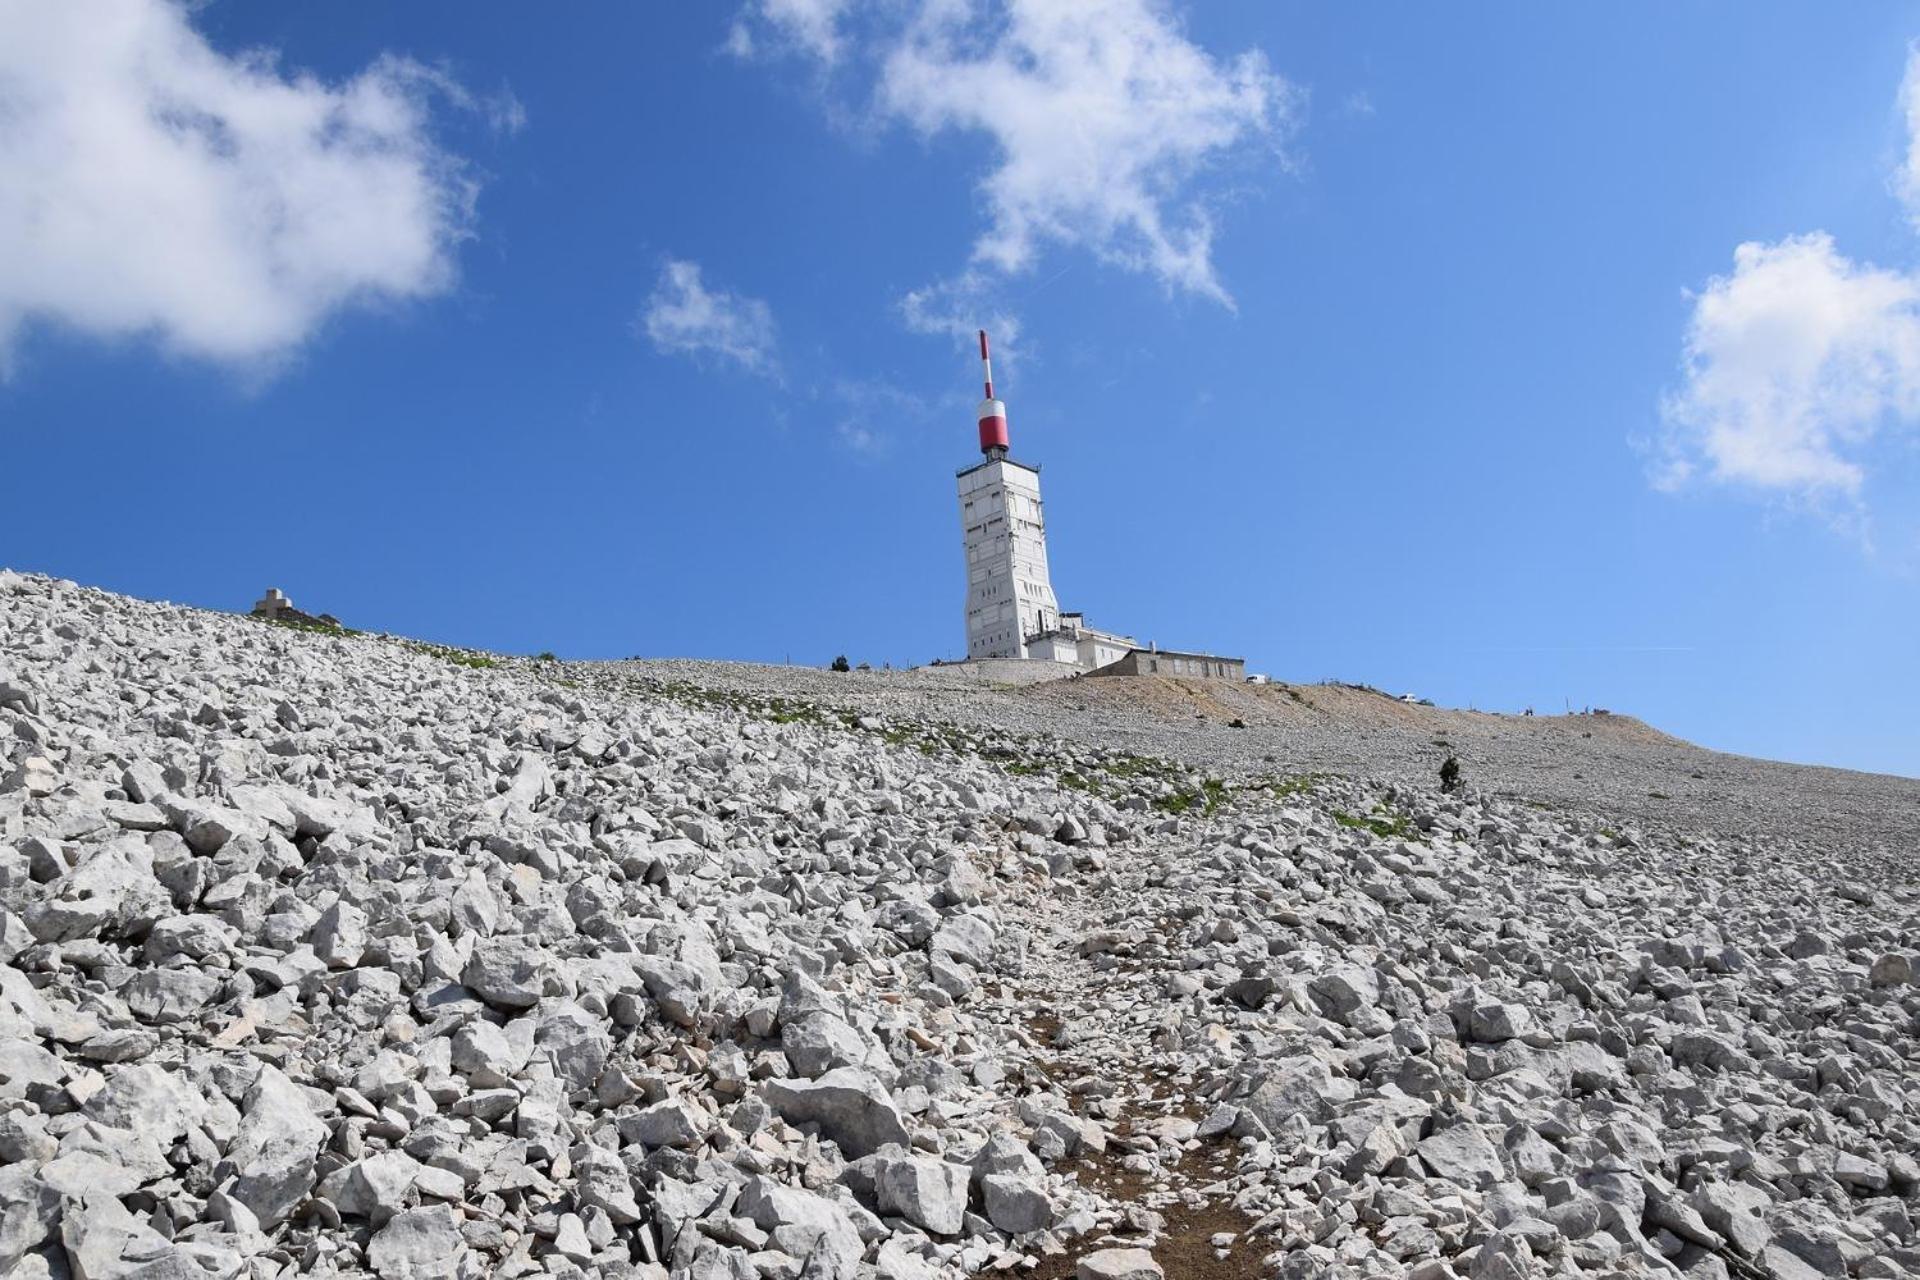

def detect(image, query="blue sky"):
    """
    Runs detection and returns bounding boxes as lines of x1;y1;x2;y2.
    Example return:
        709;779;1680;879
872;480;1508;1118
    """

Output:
4;2;1919;779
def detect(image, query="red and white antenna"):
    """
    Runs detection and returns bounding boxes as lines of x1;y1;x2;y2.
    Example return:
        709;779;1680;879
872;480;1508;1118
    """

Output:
976;329;1009;455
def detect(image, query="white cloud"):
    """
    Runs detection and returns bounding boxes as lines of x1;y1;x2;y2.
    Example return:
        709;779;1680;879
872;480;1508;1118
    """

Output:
1660;46;1920;515
824;374;962;455
730;0;853;64
736;0;1296;309
1659;234;1920;497
835;420;886;455
899;272;1023;357
1896;44;1920;230
0;0;481;371
877;0;1297;306
641;259;779;375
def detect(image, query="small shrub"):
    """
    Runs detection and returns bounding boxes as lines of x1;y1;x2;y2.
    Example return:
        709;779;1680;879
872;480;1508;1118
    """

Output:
1335;808;1412;839
830;655;851;673
403;640;498;670
262;615;359;638
1439;754;1462;794
1154;778;1228;817
536;651;558;663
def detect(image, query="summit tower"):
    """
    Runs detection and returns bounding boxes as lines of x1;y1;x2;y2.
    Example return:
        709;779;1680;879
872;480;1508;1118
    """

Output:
956;330;1059;659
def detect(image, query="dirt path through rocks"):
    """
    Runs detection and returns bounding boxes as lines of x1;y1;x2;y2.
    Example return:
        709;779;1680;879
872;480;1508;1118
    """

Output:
991;862;1269;1279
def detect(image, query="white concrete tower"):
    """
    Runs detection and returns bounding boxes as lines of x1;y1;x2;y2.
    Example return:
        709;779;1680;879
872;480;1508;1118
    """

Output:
958;330;1060;659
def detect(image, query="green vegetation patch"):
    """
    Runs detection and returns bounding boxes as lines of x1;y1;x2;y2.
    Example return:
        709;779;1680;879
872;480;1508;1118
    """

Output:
1154;777;1228;816
1268;772;1325;800
405;641;498;670
1334;805;1413;839
260;616;362;639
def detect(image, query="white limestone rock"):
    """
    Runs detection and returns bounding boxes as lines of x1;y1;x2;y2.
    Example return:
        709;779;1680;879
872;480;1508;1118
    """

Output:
224;1065;328;1227
1;570;1915;1279
1076;1247;1164;1280
761;1068;910;1159
872;1152;968;1236
981;1172;1054;1234
368;1205;466;1279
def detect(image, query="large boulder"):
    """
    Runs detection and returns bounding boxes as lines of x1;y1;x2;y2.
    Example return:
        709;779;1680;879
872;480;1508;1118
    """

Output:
463;938;571;1009
25;840;169;943
224;1066;328;1227
0;1166;60;1270
1244;1055;1352;1132
872;1153;968;1236
368;1205;466;1279
1077;1248;1164;1280
982;1172;1054;1234
736;1178;863;1280
60;1191;200;1280
318;1151;422;1226
1417;1124;1506;1191
762;1068;910;1158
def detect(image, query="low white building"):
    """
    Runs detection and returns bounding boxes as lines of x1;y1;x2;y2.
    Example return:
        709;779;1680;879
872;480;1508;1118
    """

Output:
1026;612;1135;670
1089;645;1246;681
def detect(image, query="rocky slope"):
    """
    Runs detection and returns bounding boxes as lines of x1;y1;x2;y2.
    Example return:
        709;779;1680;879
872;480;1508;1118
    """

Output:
0;569;1916;1280
597;660;1920;865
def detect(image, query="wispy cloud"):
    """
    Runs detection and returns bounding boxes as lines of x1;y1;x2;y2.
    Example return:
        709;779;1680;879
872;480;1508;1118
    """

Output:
736;0;1298;328
899;271;1024;363
729;0;853;64
835;420;886;456
1895;43;1920;232
0;0;490;374
1655;46;1920;533
820;375;957;456
877;0;1297;307
639;258;779;376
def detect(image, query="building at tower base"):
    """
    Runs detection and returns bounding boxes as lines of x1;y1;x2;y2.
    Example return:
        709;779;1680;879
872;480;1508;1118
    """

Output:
1087;644;1246;681
1025;612;1135;669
